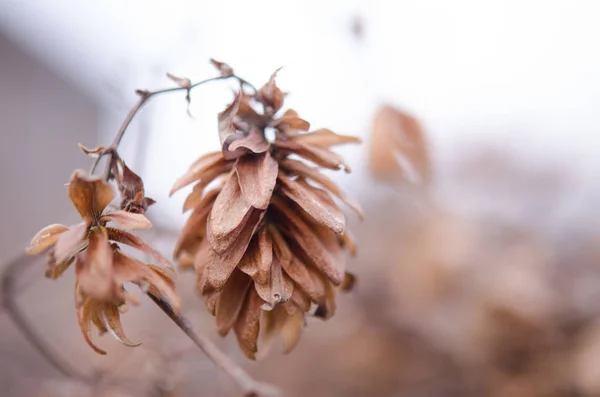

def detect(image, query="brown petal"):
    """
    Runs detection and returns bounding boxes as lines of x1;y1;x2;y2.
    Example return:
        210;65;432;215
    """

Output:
234;288;263;360
101;210;152;230
202;209;264;294
227;127;269;154
340;272;357;292
314;279;337;320
174;187;221;259
271;116;310;133
208;172;252;250
278;174;345;234
170;152;230;196
280;159;364;219
193;239;212;275
236;151;278;209
76;295;107;355
289;287;311;312
281;109;298;118
76;228;115;302
255;257;290;310
106;227;174;272
260;304;303;355
46;256;75;280
281;309;305;353
291;128;361;148
89;300;108;335
340;229;357;257
53;222;89;268
182;171;227;213
100;303;141;347
274;140;351;173
205;290;219;316
216;269;252;336
271;196;344;285
236;93;266;129
278;253;325;304
237;226;272;285
68;169;115;221
219;93;247;160
26;224;69;255
258;68;284;113
268;224;293;265
112;250;181;314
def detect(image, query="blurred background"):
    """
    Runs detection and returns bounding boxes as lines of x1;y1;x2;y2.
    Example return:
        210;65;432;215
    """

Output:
2;0;600;396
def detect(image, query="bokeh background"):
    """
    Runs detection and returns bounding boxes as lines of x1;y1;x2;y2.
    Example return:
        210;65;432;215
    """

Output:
2;0;600;396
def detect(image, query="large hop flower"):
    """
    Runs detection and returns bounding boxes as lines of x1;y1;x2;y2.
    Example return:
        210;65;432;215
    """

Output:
171;71;361;359
26;170;180;354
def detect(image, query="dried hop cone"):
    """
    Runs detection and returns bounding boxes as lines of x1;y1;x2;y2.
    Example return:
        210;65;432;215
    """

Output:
26;169;180;354
171;68;362;359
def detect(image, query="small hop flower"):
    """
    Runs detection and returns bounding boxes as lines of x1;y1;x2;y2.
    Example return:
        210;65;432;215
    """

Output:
26;169;180;354
171;69;361;359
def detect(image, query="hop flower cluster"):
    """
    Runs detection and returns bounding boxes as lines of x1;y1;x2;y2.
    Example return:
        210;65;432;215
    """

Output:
171;68;361;358
26;163;179;354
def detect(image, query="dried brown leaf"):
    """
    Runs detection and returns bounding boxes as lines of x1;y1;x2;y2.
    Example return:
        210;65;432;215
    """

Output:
53;222;89;268
271;196;345;285
218;93;247;160
68;169;115;221
227;127;269;154
274;140;351;173
202;209;264;294
280;158;363;219
170;152;230;196
106;227;174;272
216;269;252;336
237;226;273;286
314;278;337;320
234;288;263;360
258;68;284;113
340;271;357;292
100;304;141;347
278;173;345;234
281;308;304;353
101;210;152;230
174;187;221;259
271;116;310;133
236;151;278;209
26;224;69;255
75;228;114;302
76;295;107;355
208;172;252;251
291;128;361;148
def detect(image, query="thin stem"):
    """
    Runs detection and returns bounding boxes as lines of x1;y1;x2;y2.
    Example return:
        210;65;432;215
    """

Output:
0;254;91;381
88;74;256;180
148;295;281;397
